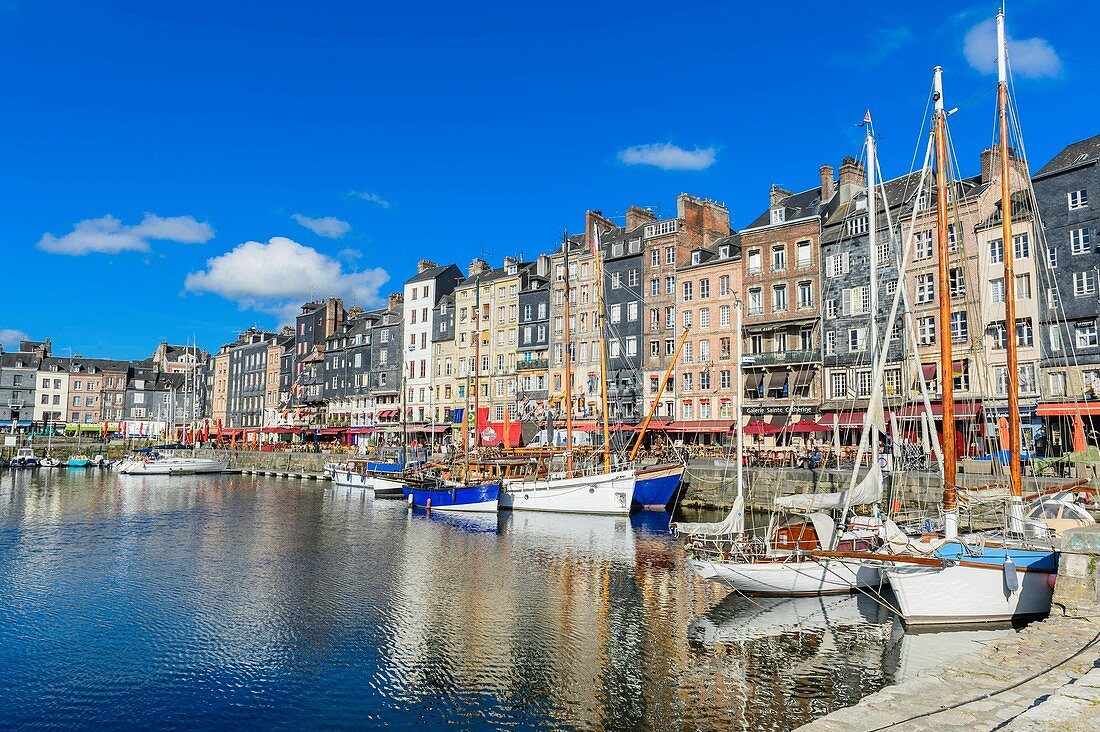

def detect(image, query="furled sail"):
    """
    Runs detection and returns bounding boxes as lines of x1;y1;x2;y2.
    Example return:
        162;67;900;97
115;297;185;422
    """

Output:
674;494;744;537
774;464;883;512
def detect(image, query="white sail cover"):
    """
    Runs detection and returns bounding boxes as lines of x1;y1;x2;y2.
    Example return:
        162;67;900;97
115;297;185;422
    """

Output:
674;494;745;537
774;464;883;512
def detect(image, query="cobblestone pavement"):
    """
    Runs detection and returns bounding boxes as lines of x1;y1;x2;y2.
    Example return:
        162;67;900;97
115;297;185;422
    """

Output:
798;617;1100;732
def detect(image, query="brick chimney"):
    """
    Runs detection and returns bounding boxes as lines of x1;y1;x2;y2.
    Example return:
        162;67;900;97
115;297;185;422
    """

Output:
838;157;866;203
819;164;835;201
387;292;404;312
979;146;1029;187
769;184;792;207
625;205;657;231
417;259;438;274
468;258;491;277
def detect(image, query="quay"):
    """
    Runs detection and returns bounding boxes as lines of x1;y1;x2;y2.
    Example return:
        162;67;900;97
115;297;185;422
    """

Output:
800;524;1100;732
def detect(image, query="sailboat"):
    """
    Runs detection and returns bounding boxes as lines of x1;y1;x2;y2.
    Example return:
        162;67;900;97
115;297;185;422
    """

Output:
499;230;636;514
823;16;1058;624
677;119;893;596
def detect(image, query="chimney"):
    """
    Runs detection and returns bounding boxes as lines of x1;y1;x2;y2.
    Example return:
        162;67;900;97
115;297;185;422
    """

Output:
769;184;792;207
838;157;866;203
819;165;835;201
417;259;438;274
980;146;1028;187
625;205;657;231
387;292;404;312
468;258;491;277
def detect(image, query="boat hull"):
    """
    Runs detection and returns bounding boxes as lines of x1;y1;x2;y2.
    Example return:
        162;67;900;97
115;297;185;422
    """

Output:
633;463;684;510
402;482;500;512
688;556;881;596
67;460;91;468
500;470;635;515
884;547;1055;625
117;458;228;475
332;470;405;495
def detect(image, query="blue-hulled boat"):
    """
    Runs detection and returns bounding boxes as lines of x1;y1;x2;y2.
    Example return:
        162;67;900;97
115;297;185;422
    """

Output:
402;481;501;513
632;463;685;510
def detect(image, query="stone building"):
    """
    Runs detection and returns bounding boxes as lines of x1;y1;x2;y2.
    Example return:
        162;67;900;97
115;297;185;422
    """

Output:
368;293;404;433
403;261;463;429
739;169;833;432
0;342;43;431
516;256;551;428
601;222;644;425
34;357;69;429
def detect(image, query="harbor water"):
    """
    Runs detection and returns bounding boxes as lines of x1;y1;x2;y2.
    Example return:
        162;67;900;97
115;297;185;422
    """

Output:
0;470;1012;731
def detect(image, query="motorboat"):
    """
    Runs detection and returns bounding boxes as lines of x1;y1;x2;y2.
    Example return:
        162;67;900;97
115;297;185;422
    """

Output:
10;448;40;468
402;480;501;512
67;455;92;468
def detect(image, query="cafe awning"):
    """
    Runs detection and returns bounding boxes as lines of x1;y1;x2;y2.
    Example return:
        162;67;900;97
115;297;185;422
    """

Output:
819;411;864;428
792;369;814;386
665;420;735;433
1036;402;1100;417
766;372;788;390
744;373;763;390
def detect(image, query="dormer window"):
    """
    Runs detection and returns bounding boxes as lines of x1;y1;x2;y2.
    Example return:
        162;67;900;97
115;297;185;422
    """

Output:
691;251;701;265
847;217;868;236
611;241;624;257
770;208;786;225
506;264;518;275
719;245;730;258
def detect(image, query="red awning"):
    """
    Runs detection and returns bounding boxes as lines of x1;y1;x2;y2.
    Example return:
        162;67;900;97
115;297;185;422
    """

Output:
819;412;864;428
1036;402;1100;417
664;420;735;433
261;426;300;434
319;427;348;435
783;419;832;433
348;426;376;434
920;363;937;381
894;400;982;418
742;419;781;435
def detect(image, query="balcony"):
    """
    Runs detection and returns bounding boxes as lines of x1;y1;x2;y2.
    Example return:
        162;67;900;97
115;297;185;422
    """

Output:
516;358;549;371
744;349;820;366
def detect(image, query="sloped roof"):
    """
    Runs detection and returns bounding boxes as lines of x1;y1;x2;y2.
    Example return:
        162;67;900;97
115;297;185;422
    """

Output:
1035;134;1100;177
406;262;462;284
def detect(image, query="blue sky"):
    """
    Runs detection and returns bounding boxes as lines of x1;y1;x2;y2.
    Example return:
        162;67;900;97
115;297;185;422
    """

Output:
2;0;1096;359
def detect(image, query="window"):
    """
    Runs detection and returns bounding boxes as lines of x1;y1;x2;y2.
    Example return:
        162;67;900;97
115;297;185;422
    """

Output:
1050;324;1063;352
720;337;731;360
771;245;787;272
699;340;711;363
682;310;693;328
991;277;1006;303
948;268;966;299
682;281;693;301
772;284;788;312
948;224;958;251
699;308;710;329
950;311;968;343
719;275;730;296
1048;247;1058;269
650;308;659;331
841;286;869;316
797;281;813;309
993;366;1009;396
831;372;848;399
720;370;731;389
826;252;850;277
794;240;812;268
650;278;659;296
914;230;933;260
1076;322;1098;348
1068;189;1089;210
611;272;622;289
876;239;891;266
1016;273;1032;300
747;249;762;275
1070;227;1092;255
719;305;730;328
665;339;675;356
665;276;675;294
665;246;675;265
699;279;710;298
1019;363;1037;394
1048;372;1067;397
775;332;788;351
650;249;659;267
918;316;936;345
848;328;866;352
847;217;868;236
628;269;639;287
800;327;813;350
1013;233;1030;260
628;302;638;321
664;306;674;330
748;288;763;315
610;304;622;323
824;330;836;356
824;298;836;319
857;370;873;398
990;322;1008;350
989;238;1004;264
650;341;659;358
1074;270;1097;296
770;208;786;225
916;274;935;303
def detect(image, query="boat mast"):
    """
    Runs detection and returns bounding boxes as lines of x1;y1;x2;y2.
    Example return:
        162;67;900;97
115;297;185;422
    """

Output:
997;9;1025;532
933;66;959;541
593;225;612;473
562;231;574;475
628;326;691;461
866;111;881;471
734;300;745;509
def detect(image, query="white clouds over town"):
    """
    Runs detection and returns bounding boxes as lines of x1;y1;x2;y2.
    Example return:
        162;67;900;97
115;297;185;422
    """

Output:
963;18;1062;79
291;213;352;238
618;143;717;171
184;236;389;317
36;214;214;255
0;328;28;349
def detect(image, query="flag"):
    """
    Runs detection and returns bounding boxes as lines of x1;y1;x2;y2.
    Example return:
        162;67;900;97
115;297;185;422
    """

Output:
864;109;871;124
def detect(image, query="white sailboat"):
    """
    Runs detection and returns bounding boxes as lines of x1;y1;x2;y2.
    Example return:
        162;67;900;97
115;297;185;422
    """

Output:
500;230;636;514
828;18;1059;624
117;456;229;475
678;118;894;596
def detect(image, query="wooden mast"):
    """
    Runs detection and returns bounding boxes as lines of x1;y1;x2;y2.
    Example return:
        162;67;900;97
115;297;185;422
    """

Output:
997;9;1025;531
472;271;481;449
933;66;959;541
628;326;691;461
592;224;612;473
562;231;574;476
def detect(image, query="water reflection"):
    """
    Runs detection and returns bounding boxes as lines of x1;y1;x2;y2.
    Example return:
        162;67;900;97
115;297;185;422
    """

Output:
0;471;1012;731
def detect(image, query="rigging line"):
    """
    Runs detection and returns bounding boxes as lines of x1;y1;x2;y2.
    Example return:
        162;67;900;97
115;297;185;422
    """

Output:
865;623;1100;732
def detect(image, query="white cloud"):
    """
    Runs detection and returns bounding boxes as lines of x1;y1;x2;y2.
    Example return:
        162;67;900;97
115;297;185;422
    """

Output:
351;190;392;208
37;213;214;255
963;18;1062;79
618;143;717;171
184;237;389;314
0;328;28;349
292;213;352;238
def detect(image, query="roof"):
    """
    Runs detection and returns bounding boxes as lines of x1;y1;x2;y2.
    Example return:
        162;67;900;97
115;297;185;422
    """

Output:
1035;134;1100;178
978;189;1034;229
405;262;462;285
746;185;832;230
